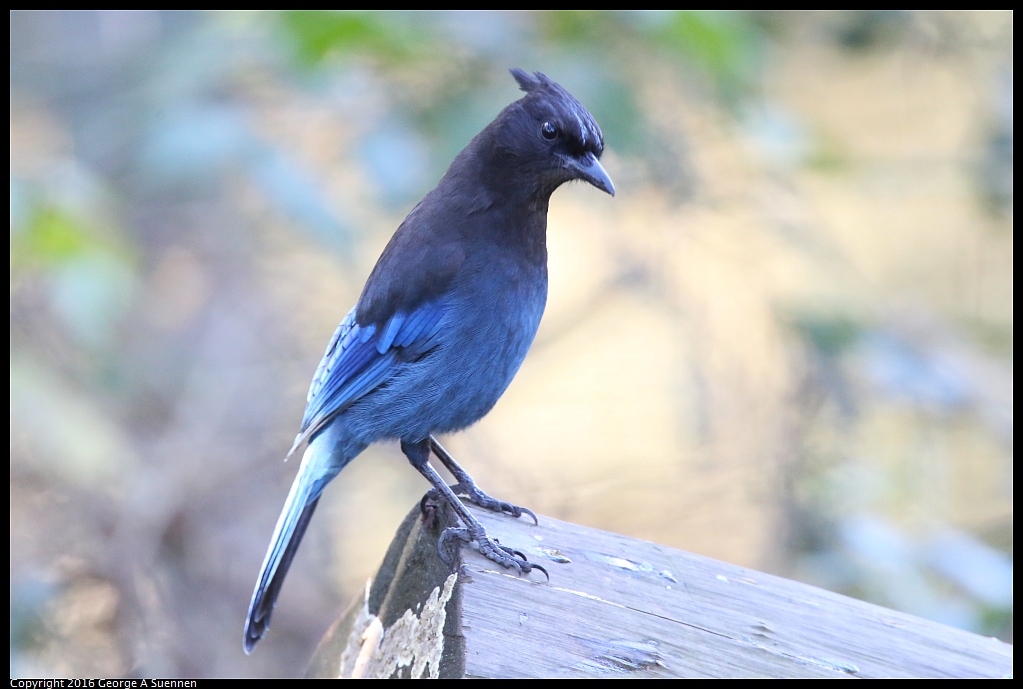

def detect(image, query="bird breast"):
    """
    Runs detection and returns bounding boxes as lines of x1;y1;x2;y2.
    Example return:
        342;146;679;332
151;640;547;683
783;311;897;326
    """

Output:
342;254;548;445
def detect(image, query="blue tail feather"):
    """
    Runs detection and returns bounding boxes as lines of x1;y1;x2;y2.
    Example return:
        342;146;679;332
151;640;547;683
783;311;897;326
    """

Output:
244;432;349;653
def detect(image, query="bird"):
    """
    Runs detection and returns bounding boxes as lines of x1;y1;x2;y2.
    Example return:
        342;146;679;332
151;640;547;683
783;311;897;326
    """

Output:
244;68;614;653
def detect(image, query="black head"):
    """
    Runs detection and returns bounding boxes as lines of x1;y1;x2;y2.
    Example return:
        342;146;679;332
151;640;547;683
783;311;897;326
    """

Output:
505;69;609;196
468;69;614;200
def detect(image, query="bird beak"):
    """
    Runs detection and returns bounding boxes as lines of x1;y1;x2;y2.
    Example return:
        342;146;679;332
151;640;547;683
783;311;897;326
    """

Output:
568;152;615;197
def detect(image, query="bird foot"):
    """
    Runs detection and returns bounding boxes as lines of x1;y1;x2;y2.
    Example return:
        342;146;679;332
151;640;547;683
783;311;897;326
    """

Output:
426;436;538;524
456;482;539;524
422;484;538;525
438;526;548;580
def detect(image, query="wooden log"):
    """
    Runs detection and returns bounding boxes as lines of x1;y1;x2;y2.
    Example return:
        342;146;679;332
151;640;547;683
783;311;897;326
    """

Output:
308;502;1012;679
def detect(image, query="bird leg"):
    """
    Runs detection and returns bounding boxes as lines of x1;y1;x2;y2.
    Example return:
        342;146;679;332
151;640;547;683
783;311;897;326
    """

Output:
427;435;538;525
402;439;547;579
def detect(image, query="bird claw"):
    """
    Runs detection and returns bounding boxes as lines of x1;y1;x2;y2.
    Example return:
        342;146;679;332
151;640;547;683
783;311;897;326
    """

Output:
437;527;547;581
528;562;549;581
443;484;539;525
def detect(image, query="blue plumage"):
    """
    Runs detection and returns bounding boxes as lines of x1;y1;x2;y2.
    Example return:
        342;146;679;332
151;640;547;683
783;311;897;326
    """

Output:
244;69;613;653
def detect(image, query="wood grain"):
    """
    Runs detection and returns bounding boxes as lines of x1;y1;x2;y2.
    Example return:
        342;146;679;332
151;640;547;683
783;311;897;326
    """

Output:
309;502;1012;678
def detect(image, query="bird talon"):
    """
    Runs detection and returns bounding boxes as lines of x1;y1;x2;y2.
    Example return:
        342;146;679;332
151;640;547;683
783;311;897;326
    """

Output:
437;526;473;569
437;525;543;578
529;563;550;582
462;492;539;525
428;437;540;525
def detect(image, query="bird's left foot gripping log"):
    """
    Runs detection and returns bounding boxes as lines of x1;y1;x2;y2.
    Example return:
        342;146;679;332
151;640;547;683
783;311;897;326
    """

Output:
421;436;539;525
403;438;548;580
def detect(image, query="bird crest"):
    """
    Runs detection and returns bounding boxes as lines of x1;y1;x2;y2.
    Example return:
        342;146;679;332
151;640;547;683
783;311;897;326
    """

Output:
510;68;604;153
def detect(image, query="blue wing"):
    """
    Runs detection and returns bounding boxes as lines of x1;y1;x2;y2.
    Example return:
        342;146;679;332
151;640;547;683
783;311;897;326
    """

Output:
286;300;448;456
246;298;449;651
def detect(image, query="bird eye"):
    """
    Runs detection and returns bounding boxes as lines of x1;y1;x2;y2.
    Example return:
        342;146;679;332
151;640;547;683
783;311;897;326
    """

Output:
540;121;559;140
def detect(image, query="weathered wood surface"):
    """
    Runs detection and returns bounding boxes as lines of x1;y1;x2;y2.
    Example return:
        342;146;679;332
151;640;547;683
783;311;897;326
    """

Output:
308;502;1012;679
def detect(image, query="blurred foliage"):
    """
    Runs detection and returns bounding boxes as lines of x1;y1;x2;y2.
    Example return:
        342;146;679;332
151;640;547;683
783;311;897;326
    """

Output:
10;10;1012;678
657;10;764;101
279;11;429;66
12;194;136;348
791;314;862;359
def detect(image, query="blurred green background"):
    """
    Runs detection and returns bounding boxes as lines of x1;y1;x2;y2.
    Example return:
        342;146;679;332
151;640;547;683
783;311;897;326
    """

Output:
10;10;1012;678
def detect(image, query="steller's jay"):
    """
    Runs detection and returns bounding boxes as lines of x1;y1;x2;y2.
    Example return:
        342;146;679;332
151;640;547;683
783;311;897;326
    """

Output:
244;69;614;653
